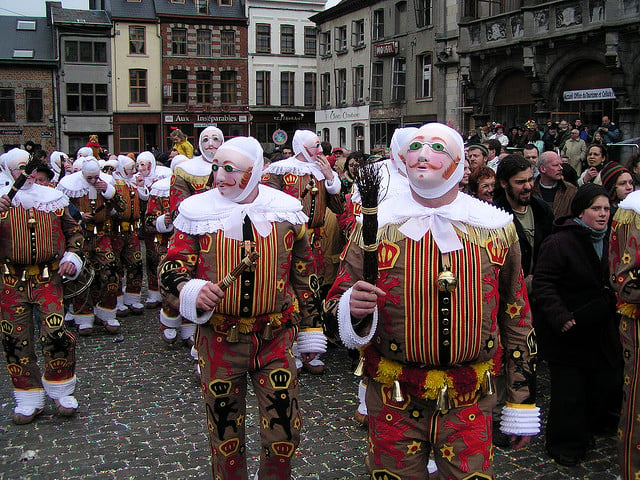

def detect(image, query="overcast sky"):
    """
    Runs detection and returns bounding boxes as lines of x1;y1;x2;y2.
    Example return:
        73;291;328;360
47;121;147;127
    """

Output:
325;0;341;9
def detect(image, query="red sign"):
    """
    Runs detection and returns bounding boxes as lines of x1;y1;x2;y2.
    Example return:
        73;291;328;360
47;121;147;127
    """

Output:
375;42;398;57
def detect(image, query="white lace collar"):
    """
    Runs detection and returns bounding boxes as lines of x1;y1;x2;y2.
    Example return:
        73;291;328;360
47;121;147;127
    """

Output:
149;176;171;197
0;183;68;212
263;157;326;181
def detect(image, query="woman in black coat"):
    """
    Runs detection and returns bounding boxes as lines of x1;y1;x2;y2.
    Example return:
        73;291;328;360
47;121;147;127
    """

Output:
531;183;623;467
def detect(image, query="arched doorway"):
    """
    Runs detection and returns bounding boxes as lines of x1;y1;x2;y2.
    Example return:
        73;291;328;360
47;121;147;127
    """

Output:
491;71;534;128
557;61;615;131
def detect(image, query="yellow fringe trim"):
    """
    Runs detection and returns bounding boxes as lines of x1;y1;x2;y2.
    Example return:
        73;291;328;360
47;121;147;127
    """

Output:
209;300;299;334
374;355;494;401
618;302;639;319
612;208;640;230
350;221;517;250
174;168;211;187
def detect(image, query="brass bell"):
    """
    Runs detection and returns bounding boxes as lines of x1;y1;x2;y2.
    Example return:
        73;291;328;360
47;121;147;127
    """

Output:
20;270;27;282
310;186;319;196
261;322;274;341
42;265;50;280
353;355;365;377
437;267;457;292
93;225;98;235
27;218;37;228
392;380;404;403
226;325;239;343
484;370;494;396
436;385;451;411
3;264;10;275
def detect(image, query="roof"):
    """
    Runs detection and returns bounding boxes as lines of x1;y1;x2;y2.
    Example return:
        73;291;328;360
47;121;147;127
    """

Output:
310;0;376;24
0;16;55;64
153;0;246;21
109;0;158;20
50;5;111;26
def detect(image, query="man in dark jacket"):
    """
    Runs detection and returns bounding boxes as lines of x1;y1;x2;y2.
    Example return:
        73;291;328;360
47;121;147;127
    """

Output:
495;154;554;279
533;151;577;219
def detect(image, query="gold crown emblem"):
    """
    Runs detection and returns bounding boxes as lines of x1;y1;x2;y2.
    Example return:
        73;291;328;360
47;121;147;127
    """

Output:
486;238;507;266
372;469;402;480
219;438;239;457
377;241;400;270
271;441;294;457
1;320;13;335
283;173;297;185
7;364;22;376
283;230;294;252
208;379;232;397
269;369;291;389
49;358;68;370
45;313;64;330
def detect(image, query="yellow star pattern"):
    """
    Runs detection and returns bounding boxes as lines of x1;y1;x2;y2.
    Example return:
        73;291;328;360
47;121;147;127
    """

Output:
505;302;522;319
236;414;244;426
276;279;285;292
440;443;456;461
406;440;421;455
623;253;632;264
294;261;307;273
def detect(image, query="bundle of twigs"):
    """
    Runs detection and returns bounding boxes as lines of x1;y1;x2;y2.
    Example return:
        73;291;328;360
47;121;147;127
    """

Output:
355;160;382;288
7;156;40;200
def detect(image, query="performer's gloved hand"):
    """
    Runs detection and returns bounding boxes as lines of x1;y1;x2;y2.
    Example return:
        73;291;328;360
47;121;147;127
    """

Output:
95;179;108;193
350;280;386;319
195;282;225;311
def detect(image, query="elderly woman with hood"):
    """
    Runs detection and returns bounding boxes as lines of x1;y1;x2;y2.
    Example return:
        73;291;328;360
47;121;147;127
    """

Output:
57;157;125;335
159;136;325;480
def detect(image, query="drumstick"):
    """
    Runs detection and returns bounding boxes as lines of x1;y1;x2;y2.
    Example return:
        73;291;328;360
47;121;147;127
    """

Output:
216;251;260;290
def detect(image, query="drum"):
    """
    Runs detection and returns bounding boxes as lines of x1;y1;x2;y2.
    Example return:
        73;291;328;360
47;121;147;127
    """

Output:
62;263;95;300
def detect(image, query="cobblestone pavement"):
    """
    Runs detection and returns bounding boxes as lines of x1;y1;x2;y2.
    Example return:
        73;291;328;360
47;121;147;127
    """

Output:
0;308;621;480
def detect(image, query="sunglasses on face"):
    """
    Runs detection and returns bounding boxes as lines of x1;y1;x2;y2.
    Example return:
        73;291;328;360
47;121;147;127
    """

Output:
212;164;248;173
407;140;455;161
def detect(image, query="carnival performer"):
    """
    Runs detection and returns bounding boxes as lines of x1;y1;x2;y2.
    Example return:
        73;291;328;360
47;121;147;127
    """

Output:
262;129;340;374
57;157;124;335
159;136;325;480
326;123;539;479
111;154;149;316
49;151;69;185
0;148;84;424
145;155;195;346
136;151;172;308
608;189;640;480
170;126;223;218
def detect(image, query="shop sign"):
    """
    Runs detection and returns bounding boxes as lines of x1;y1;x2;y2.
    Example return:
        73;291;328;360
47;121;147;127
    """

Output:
41;132;53;138
273;113;304;121
165;113;248;124
315;105;369;124
563;88;615;102
0;129;22;135
375;41;398;57
272;129;287;145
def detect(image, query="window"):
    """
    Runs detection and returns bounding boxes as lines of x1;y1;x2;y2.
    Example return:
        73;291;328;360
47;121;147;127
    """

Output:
171;70;188;103
0;89;15;122
395;1;406;35
196;0;208;13
281;25;295;54
196;71;212;103
119;124;139;154
371;61;383;102
304;27;316;55
256;71;271;105
89;0;105;8
221;71;237;104
25;89;42;122
321;73;331;107
373;9;384;40
392;57;406;101
351;19;365;48
256;24;271;53
415;0;432;28
353;65;364;104
304;72;316;107
354;124;365;152
66;83;108;112
338;127;346;148
197;30;211;56
334;26;347;53
322;128;330;143
64;40;106;63
129;26;145;54
219;0;232;5
465;0;508;18
417;53;432;98
281;72;295;106
221;30;235;56
319;31;331;56
129;69;147;103
172;28;187;55
335;68;346;106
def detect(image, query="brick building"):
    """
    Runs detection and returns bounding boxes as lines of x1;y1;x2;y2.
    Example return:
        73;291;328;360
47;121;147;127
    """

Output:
155;0;249;151
0;16;57;153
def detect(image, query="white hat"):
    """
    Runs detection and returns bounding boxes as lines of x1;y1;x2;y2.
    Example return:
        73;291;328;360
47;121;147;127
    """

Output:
199;126;224;163
292;130;318;163
214;136;263;203
390;127;418;175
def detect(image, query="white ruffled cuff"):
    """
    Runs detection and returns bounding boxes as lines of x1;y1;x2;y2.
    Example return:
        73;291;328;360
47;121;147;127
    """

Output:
61;251;83;280
325;171;341;194
137;186;149;201
179;279;214;324
297;329;327;354
337;287;378;349
101;183;116;199
42;376;76;400
500;404;541;436
155;215;174;233
13;389;45;414
160;310;182;329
